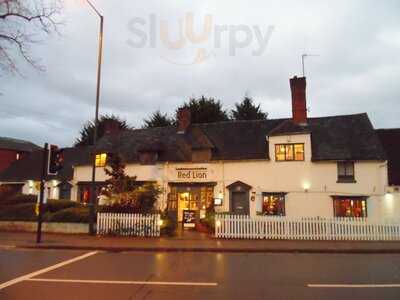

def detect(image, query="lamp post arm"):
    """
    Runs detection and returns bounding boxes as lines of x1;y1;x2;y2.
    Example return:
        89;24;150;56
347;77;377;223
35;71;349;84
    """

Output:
86;0;103;18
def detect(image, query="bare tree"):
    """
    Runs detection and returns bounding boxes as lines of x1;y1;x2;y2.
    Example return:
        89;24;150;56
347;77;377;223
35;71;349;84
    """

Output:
0;0;62;74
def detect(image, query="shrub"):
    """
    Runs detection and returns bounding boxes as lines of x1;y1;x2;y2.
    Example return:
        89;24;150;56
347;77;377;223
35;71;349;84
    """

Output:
160;210;177;236
200;209;215;232
0;194;36;206
0;185;16;202
45;199;78;213
106;183;162;214
45;207;90;223
0;203;37;221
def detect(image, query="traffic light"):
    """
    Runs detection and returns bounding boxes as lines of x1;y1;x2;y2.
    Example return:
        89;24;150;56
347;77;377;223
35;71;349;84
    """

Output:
48;145;64;175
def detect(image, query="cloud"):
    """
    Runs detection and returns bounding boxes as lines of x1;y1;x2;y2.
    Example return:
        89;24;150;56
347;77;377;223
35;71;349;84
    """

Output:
1;0;399;146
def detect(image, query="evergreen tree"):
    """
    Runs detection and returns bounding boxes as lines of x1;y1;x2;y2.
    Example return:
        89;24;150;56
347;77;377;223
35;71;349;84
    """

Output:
177;96;229;124
143;110;174;128
231;97;268;120
104;154;137;195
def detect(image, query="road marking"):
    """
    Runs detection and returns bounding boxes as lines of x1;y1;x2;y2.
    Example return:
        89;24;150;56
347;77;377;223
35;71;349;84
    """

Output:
0;251;98;290
308;284;400;288
27;278;218;287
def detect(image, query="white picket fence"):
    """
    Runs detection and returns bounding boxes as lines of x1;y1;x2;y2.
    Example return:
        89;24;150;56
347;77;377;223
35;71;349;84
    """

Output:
97;213;161;237
215;215;400;241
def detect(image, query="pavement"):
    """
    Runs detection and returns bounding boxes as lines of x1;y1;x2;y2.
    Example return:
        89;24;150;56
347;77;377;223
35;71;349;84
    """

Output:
2;231;400;253
1;248;400;299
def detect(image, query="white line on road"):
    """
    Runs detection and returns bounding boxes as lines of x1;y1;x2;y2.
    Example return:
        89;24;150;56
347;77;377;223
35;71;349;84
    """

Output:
0;251;98;290
308;284;400;288
27;278;218;287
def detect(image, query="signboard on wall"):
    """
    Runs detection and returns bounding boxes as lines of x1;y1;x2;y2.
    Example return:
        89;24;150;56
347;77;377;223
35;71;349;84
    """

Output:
176;168;208;180
167;164;220;182
214;198;223;206
183;210;196;228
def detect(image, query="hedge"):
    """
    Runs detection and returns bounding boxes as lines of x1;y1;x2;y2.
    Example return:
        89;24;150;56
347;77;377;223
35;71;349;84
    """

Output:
0;198;89;223
0;194;36;206
45;199;78;213
0;203;37;221
44;207;90;223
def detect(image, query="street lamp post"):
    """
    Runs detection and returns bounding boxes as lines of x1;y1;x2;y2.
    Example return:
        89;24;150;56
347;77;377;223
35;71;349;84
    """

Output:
86;0;104;235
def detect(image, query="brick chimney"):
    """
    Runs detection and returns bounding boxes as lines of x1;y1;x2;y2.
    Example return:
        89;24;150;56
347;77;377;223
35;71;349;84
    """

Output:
103;119;121;135
290;76;307;125
177;108;191;133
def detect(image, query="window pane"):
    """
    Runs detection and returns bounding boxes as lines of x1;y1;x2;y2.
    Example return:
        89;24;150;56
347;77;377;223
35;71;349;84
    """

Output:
95;153;107;167
338;163;346;176
275;145;285;161
262;193;285;216
345;163;354;176
337;162;355;182
294;144;304;161
285;145;294;160
334;198;366;217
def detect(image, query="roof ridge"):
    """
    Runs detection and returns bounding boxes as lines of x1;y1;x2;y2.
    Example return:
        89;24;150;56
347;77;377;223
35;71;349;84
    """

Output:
307;112;368;120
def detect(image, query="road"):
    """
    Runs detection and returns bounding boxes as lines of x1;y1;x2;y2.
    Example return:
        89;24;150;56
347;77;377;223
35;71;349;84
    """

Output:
1;248;400;299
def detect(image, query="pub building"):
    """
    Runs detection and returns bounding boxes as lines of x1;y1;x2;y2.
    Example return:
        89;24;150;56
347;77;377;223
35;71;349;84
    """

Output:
1;76;399;229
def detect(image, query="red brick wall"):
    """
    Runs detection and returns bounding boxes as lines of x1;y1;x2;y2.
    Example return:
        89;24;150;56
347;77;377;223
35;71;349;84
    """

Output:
290;76;307;124
0;149;21;172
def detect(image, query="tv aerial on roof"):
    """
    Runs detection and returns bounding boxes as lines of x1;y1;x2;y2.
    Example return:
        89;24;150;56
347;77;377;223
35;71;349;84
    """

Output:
302;54;320;77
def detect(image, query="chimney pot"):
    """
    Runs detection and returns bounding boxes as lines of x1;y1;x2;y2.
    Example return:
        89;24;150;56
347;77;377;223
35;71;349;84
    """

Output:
290;76;308;125
177;108;191;133
103;119;121;135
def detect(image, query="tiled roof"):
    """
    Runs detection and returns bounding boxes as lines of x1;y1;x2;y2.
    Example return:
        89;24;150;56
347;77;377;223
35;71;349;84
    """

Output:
308;113;386;161
0;113;387;182
96;113;386;163
0;137;41;152
376;128;400;186
268;119;310;136
0;146;92;182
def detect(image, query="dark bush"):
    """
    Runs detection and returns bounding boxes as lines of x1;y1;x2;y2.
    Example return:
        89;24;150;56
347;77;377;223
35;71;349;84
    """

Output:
0;194;36;206
200;209;215;231
160;210;177;236
0;185;16;202
45;207;90;223
45;199;78;213
0;203;37;221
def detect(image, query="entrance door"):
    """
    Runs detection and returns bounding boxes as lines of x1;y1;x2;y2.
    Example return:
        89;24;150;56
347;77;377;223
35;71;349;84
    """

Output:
231;191;249;215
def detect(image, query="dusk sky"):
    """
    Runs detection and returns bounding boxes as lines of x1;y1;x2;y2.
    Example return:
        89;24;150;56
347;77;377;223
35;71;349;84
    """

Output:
1;0;399;147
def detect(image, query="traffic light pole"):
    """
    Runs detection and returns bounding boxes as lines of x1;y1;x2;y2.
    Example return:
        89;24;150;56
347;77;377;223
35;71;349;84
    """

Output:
36;143;49;244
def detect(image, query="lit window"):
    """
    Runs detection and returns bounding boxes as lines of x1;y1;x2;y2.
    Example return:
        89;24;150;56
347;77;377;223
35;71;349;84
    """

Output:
95;153;107;167
16;153;20;160
275;144;304;161
333;197;367;218
262;193;286;216
337;162;355;182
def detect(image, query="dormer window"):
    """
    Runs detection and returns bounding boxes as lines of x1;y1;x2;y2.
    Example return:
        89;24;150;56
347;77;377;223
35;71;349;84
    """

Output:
275;144;304;161
95;153;107;167
139;151;158;165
